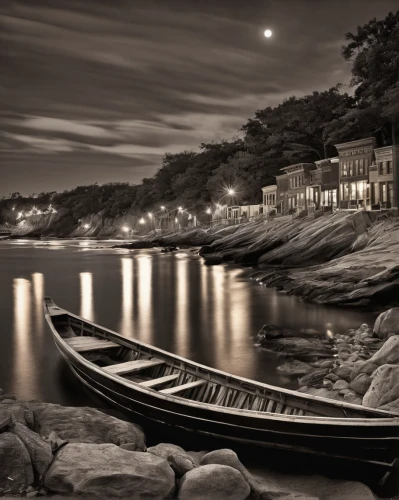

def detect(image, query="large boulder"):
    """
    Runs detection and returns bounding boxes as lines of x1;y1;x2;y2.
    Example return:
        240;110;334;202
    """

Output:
363;364;399;409
0;432;34;493
148;443;196;478
350;336;399;384
0;399;35;427
31;403;146;449
200;449;246;474
277;360;315;376
147;442;186;459
299;369;329;388
177;464;250;500
169;454;195;478
44;443;175;498
258;324;288;342
349;373;372;396
199;448;300;499
378;397;399;412
373;307;399;340
260;338;331;357
11;422;53;480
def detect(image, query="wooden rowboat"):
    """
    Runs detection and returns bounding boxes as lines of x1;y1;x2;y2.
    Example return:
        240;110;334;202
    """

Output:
44;297;399;481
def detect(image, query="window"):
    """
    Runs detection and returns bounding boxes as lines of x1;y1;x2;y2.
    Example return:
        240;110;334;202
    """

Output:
388;182;394;204
350;183;356;200
387;161;393;174
341;183;349;201
380;183;387;202
354;159;359;176
378;162;384;175
349;161;354;176
364;158;369;174
341;161;348;177
358;158;364;175
357;181;367;200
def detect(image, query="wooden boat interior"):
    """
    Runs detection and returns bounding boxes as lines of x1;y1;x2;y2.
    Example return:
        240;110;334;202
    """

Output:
50;306;398;421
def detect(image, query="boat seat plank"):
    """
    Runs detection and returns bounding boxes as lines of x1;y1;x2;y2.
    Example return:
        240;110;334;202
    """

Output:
160;379;206;395
104;359;164;376
139;374;180;388
65;337;120;352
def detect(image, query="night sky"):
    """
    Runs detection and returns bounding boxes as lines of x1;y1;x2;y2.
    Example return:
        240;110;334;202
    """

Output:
1;0;397;196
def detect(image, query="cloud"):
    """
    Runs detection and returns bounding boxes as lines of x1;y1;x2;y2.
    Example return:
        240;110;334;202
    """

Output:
20;116;119;139
1;0;397;195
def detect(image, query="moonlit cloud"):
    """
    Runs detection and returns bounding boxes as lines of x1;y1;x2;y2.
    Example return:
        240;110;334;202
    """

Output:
0;0;397;195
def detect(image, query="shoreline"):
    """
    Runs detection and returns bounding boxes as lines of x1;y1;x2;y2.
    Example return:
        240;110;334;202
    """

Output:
261;310;399;411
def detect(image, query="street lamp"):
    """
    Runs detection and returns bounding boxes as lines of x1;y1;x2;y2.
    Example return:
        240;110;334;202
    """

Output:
160;205;166;211
148;212;153;218
84;224;89;229
227;188;236;196
178;206;183;212
139;218;145;225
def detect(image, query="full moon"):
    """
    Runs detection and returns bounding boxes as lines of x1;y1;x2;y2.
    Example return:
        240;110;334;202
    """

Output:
264;29;272;38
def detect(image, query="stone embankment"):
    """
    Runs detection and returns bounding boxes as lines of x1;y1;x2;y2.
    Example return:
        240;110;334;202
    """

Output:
259;307;399;411
0;392;383;499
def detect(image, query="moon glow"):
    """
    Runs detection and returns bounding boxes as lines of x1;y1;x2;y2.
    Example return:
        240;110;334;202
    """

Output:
264;29;272;38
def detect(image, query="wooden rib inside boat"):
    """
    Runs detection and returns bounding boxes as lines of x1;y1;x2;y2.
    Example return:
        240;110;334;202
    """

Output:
44;297;399;482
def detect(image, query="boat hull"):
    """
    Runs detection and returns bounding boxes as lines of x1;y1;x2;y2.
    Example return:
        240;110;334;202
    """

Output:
53;334;399;474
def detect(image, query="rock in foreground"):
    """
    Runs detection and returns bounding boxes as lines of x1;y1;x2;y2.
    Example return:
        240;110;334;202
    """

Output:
31;403;146;449
178;464;250;500
0;432;34;493
44;443;175;498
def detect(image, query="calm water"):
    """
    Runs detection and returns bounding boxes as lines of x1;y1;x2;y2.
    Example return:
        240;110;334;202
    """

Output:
0;239;376;407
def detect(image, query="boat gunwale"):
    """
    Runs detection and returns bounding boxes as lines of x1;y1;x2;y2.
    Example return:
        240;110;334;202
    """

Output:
44;297;399;424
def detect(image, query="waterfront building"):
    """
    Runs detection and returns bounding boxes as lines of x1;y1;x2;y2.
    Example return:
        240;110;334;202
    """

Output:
226;204;263;223
275;163;315;214
261;185;277;214
310;157;340;211
334;137;376;210
369;146;395;208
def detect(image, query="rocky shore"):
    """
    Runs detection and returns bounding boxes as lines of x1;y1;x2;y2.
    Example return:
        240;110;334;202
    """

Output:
0;389;392;500
258;307;399;411
123;210;399;308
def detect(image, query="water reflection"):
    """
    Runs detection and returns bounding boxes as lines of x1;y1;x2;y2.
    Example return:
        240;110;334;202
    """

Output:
0;241;378;405
32;273;44;334
175;256;188;357
120;258;133;335
12;278;33;396
212;266;225;364
137;256;152;344
80;272;94;321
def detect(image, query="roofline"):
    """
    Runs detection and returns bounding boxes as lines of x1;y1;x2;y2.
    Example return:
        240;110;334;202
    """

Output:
334;137;376;150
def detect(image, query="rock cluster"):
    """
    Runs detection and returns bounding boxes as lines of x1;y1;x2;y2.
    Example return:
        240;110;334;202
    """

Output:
0;389;380;499
285;309;399;411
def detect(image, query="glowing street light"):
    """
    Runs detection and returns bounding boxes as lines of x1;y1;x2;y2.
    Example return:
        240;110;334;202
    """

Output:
227;188;236;196
174;217;178;223
139;218;145;224
122;226;130;232
84;224;90;229
148;212;153;218
264;29;272;38
206;208;211;215
160;205;166;211
178;206;183;212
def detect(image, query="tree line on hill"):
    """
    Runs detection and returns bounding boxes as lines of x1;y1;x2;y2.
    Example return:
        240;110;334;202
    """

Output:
1;11;398;228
